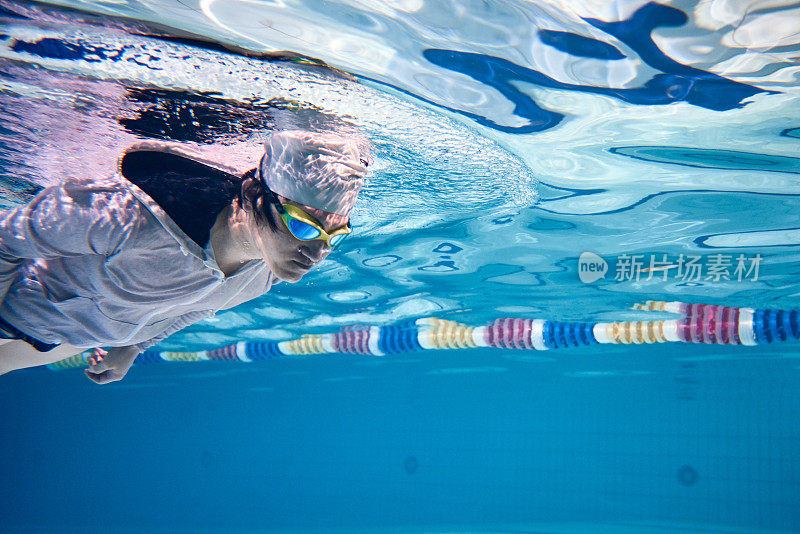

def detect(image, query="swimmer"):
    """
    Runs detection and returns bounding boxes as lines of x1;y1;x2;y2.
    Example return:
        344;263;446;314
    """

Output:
0;130;370;383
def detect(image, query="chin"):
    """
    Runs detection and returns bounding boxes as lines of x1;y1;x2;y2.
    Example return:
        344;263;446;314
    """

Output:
277;266;309;283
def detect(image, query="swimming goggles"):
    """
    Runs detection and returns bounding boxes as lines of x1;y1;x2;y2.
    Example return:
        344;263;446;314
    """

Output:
278;203;351;248
256;162;351;247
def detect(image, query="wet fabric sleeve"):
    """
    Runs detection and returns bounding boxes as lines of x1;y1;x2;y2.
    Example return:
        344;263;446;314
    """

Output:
133;310;212;352
0;183;138;304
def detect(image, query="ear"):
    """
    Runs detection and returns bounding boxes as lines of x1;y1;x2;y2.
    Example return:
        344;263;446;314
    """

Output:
239;176;262;212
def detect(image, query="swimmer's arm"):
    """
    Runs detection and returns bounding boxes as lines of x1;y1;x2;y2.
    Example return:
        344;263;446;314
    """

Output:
85;345;140;384
219;271;275;310
86;310;212;383
133;310;212;353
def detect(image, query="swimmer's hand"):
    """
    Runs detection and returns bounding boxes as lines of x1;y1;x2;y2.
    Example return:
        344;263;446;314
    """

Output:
84;346;139;384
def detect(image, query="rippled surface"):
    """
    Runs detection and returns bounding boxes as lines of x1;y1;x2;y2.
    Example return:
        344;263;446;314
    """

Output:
1;1;799;533
2;0;799;348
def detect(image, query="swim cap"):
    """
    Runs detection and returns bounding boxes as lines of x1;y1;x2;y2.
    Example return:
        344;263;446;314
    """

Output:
260;130;370;217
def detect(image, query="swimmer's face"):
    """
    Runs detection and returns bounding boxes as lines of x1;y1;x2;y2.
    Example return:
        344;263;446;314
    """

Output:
250;195;349;283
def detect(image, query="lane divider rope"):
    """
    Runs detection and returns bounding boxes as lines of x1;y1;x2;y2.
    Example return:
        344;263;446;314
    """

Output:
46;301;800;370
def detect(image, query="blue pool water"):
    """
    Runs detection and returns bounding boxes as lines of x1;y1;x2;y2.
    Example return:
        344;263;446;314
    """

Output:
1;1;799;532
